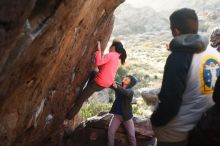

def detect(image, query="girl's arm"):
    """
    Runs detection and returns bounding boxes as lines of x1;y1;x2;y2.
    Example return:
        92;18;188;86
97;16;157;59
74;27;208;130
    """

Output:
95;50;111;66
95;41;111;66
112;83;133;98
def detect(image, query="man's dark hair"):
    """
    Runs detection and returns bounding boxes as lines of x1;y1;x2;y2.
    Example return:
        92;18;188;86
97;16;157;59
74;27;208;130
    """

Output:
170;8;198;34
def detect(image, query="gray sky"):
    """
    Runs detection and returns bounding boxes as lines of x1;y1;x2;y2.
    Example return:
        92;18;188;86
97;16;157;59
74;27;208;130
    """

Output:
125;0;179;10
124;0;195;11
125;0;150;7
124;0;219;11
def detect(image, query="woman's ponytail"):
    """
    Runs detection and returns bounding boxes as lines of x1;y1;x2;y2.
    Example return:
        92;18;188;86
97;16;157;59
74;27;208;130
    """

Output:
111;41;127;65
119;48;127;65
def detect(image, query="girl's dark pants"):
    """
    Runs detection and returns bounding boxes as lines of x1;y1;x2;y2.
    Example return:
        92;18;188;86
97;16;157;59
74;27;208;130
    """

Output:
66;79;104;119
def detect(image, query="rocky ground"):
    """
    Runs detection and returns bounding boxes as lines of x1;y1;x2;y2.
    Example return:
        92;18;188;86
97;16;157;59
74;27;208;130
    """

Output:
62;112;156;146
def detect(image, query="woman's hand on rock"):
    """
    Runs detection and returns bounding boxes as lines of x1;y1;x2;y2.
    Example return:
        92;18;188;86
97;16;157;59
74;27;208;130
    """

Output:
97;41;101;51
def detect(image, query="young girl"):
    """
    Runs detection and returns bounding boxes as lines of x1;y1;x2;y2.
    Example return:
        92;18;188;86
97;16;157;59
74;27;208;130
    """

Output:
65;40;127;120
108;75;137;146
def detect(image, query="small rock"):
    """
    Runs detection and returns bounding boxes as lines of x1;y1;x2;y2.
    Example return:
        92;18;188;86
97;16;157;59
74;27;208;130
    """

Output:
141;88;160;107
89;89;110;103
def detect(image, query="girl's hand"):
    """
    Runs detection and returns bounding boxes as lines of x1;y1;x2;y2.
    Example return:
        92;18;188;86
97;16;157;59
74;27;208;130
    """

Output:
63;119;70;128
112;82;117;88
97;41;101;51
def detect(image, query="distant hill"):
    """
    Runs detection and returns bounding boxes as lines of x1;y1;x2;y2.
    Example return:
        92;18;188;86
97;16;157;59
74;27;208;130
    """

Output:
113;4;169;36
113;0;220;37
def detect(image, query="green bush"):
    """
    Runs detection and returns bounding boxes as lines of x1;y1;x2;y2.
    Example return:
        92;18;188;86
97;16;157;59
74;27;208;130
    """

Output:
132;98;151;117
115;67;128;83
79;102;112;120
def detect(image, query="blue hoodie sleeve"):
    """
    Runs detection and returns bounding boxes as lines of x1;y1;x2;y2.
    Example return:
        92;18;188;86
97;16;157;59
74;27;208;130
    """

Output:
151;52;193;127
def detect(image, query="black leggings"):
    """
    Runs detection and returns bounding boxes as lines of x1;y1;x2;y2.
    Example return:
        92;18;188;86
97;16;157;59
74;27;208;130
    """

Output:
66;80;104;119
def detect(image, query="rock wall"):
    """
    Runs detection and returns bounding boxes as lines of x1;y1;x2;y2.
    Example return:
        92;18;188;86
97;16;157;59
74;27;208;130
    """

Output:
0;0;124;145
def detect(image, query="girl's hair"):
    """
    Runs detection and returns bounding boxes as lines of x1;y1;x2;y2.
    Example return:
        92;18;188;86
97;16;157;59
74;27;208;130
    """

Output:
111;41;127;65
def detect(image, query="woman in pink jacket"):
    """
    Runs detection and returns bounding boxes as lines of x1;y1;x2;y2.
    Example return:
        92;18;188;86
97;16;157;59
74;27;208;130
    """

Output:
65;40;127;120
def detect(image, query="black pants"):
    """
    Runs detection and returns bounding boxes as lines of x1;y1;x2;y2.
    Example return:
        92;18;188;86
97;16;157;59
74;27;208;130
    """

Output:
66;80;104;119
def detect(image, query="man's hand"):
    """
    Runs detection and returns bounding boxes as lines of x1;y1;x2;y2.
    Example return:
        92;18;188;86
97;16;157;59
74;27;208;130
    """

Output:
97;41;101;51
165;43;170;50
112;82;118;88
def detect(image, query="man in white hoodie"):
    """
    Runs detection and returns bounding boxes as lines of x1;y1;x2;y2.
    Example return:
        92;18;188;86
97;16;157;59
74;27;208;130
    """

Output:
151;8;220;146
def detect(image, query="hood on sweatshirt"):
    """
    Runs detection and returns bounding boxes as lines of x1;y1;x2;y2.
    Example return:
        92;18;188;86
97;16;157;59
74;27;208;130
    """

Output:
169;34;209;53
211;27;220;48
126;75;137;89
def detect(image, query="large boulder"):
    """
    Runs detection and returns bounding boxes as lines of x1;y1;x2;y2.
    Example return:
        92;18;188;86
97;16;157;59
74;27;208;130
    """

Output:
0;0;124;145
63;113;156;146
89;89;110;103
141;88;160;107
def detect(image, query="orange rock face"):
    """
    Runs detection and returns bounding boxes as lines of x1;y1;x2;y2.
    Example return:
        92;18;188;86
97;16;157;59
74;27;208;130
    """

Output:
0;0;124;145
